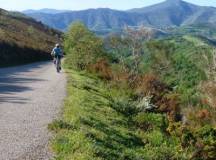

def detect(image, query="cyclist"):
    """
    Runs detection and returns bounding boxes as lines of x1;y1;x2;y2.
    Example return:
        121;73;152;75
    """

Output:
51;44;63;72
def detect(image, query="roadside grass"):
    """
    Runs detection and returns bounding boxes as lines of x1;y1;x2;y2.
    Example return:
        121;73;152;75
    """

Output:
49;69;143;159
49;69;182;160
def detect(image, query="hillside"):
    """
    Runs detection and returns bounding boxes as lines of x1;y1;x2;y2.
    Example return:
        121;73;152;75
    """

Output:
0;9;61;67
24;0;216;32
50;22;216;160
167;24;216;42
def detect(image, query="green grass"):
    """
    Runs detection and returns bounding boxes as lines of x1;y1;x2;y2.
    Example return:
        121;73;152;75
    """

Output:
50;70;142;159
49;68;182;160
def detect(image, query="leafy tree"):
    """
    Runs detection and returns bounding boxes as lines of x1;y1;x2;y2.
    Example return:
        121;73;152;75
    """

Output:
124;26;154;73
106;34;131;72
64;22;104;70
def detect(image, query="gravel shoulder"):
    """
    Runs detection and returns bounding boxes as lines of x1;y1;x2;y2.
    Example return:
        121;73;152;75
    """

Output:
0;61;66;160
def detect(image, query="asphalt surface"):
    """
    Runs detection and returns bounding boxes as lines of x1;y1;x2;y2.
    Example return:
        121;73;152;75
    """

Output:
0;62;66;160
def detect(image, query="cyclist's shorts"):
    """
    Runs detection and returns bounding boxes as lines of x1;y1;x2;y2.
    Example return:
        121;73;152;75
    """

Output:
55;55;62;59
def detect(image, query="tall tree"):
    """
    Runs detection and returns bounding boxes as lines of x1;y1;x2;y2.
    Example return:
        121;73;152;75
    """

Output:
64;22;104;70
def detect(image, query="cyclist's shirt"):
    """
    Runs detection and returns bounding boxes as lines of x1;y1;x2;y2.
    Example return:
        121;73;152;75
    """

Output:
53;47;62;57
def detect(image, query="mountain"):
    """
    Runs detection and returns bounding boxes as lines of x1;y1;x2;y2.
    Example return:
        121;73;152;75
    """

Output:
23;0;216;32
23;8;71;14
129;0;197;13
0;9;61;67
128;0;199;26
25;8;142;31
129;0;216;26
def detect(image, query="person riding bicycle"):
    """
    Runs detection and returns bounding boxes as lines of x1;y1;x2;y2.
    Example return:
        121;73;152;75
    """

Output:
51;44;63;71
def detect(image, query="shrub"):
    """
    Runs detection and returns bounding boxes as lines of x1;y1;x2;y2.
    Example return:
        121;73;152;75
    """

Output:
133;74;170;101
88;58;113;80
133;74;181;122
181;129;196;148
133;113;168;132
191;125;216;160
111;68;131;88
159;93;182;122
109;96;138;116
186;108;213;128
201;81;216;108
146;130;165;146
196;109;211;120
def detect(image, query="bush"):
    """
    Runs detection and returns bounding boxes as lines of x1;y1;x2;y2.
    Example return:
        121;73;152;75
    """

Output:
109;96;138;116
88;58;113;80
133;113;168;132
191;125;216;160
186;107;213;128
201;81;216;108
133;74;181;122
133;74;170;99
159;93;182;122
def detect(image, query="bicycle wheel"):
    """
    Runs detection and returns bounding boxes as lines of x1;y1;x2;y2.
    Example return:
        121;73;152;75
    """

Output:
56;57;60;72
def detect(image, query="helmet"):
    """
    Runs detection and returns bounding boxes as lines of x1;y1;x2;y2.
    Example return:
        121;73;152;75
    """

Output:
55;43;60;47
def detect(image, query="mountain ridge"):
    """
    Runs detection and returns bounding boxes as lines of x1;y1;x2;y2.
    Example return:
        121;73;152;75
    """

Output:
23;0;216;31
23;8;71;14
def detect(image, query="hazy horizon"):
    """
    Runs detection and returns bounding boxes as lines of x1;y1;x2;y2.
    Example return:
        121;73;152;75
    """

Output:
1;0;216;12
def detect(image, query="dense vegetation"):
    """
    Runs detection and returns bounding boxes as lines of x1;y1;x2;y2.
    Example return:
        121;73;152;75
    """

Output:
167;24;216;43
0;9;61;67
50;22;216;160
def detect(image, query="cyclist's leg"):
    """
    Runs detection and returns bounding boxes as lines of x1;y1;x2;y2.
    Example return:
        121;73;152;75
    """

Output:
59;57;62;70
53;55;57;64
56;56;60;72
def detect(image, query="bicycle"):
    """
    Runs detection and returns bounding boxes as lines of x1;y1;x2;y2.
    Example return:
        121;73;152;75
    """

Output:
54;55;62;73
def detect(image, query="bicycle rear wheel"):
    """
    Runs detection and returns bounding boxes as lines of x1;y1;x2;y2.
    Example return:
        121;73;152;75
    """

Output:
56;57;60;72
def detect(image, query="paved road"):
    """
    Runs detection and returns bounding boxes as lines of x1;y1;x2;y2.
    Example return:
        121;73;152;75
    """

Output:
0;62;66;160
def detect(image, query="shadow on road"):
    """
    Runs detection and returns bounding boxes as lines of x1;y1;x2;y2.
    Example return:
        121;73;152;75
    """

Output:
0;62;49;104
0;96;29;104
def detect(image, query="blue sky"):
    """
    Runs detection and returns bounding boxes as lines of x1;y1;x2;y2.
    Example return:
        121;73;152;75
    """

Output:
0;0;216;11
